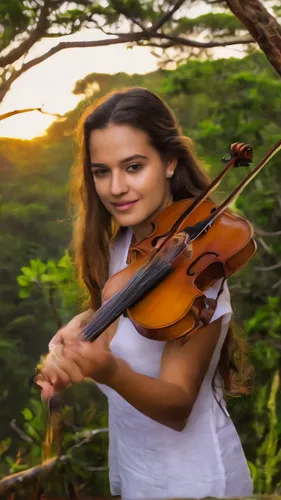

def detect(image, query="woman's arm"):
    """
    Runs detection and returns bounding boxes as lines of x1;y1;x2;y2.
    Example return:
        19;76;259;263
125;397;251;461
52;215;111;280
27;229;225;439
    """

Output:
41;317;223;431
106;317;222;431
37;312;118;399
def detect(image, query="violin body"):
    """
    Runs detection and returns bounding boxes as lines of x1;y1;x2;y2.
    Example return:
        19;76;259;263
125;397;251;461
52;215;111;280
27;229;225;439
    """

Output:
102;199;257;341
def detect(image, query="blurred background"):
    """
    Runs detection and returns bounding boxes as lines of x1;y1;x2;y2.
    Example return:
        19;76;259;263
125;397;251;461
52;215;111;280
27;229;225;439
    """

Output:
0;0;281;497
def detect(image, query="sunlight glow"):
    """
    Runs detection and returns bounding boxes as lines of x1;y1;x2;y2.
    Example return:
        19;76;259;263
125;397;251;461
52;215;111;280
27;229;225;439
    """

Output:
0;30;159;140
0;3;245;141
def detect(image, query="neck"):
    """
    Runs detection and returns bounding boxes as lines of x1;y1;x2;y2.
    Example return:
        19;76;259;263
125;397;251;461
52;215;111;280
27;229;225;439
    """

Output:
131;192;173;244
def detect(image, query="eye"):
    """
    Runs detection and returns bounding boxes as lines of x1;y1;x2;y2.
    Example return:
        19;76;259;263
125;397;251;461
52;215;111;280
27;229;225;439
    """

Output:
127;163;142;173
92;168;109;178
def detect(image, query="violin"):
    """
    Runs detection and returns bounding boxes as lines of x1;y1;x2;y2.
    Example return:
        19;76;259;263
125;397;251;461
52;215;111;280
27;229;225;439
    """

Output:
78;139;281;343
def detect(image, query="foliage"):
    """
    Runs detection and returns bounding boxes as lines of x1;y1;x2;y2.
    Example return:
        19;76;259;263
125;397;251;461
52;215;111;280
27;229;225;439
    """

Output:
17;253;84;327
0;389;109;497
248;371;281;494
0;135;73;438
1;51;281;495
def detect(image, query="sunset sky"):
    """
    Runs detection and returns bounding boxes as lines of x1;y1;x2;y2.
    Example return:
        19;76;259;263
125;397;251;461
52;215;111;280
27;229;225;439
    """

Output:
0;4;245;140
0;30;159;140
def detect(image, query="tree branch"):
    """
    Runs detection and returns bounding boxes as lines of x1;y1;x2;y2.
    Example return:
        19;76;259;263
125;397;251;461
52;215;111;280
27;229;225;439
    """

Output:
255;262;281;272
272;278;281;290
0;428;109;495
155;32;254;48
150;0;186;32
110;0;147;31
0;34;139;103
225;0;281;77
0;0;51;68
10;420;34;444
137;41;174;49
0;107;64;121
255;227;281;237
13;31;254;70
0;457;58;495
256;237;275;256
0;29;254;104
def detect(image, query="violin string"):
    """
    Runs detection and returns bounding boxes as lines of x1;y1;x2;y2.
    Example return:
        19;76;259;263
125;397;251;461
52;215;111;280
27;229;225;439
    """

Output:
82;244;185;342
82;265;154;340
82;261;170;342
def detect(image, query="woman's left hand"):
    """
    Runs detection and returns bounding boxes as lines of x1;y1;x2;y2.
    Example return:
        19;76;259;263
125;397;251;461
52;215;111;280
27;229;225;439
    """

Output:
37;341;119;399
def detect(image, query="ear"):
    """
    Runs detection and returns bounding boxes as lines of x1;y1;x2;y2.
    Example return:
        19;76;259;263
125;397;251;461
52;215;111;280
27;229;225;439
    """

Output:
166;158;178;179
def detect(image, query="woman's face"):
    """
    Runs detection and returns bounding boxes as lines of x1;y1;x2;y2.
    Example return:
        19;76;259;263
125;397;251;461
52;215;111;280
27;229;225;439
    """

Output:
89;124;176;237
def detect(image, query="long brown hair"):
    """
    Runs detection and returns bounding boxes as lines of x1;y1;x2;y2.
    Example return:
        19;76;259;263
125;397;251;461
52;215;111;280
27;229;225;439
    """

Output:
70;86;253;397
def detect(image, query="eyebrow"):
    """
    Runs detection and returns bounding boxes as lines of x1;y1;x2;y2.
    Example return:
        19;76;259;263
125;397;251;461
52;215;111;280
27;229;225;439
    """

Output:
90;154;148;169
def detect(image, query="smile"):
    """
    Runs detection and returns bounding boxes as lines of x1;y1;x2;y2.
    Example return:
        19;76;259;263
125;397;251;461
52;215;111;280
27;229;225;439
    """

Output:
111;200;139;211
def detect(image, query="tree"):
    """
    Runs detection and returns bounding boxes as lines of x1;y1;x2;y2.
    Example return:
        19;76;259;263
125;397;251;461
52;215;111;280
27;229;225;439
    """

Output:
226;0;281;76
1;0;281;121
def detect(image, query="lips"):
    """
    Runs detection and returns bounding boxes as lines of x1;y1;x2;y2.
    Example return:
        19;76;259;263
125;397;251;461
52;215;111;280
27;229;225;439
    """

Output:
111;200;138;210
112;201;137;207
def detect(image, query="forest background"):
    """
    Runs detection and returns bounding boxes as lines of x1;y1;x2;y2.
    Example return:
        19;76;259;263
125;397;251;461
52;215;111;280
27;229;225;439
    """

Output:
0;0;281;498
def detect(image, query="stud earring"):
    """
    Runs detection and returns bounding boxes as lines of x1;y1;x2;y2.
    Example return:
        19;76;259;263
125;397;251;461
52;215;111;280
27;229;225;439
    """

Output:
167;171;174;178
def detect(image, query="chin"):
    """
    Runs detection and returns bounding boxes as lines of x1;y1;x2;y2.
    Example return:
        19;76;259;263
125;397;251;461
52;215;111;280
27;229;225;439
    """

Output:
114;212;147;228
114;216;139;227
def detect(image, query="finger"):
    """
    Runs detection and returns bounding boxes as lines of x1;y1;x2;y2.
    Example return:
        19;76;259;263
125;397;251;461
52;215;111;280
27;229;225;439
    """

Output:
40;363;71;389
49;329;63;350
63;343;97;374
57;356;85;383
63;345;88;369
40;348;62;374
48;351;85;384
38;380;55;400
35;373;56;398
49;325;77;350
49;326;82;350
48;343;64;357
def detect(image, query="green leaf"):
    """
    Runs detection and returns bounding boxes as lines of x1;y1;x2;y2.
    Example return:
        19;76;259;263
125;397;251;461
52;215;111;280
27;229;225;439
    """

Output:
30;259;47;274
19;288;31;298
17;275;30;287
20;266;35;279
21;407;33;421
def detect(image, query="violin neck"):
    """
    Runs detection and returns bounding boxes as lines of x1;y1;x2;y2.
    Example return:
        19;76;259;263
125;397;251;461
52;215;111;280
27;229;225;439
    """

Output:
183;138;281;243
159;143;252;248
82;258;174;342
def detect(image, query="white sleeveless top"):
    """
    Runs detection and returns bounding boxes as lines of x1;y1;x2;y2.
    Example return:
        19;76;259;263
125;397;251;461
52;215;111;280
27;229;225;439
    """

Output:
97;229;253;500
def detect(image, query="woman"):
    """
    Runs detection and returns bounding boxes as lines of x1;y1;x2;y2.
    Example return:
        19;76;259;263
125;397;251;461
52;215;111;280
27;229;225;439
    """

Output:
38;87;253;499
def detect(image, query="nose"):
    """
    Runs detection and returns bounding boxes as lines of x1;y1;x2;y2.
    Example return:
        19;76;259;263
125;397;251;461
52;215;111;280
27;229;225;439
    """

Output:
110;171;129;196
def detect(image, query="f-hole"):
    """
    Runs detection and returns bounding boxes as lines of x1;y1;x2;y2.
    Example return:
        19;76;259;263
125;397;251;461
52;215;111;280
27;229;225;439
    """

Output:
187;251;219;276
